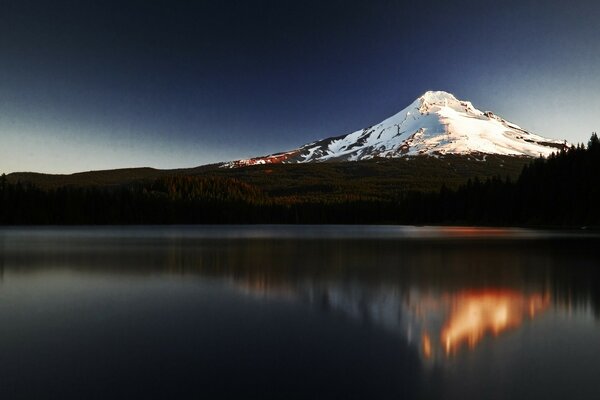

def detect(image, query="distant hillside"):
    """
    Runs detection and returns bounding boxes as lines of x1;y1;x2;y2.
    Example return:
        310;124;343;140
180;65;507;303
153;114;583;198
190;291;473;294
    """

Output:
7;167;176;189
7;154;531;202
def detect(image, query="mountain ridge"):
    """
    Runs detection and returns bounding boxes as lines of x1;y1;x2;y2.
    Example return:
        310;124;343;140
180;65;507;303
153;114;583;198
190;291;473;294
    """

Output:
224;91;567;167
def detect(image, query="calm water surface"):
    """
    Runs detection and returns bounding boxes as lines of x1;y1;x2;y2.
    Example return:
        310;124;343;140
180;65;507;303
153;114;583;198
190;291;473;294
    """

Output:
0;225;599;399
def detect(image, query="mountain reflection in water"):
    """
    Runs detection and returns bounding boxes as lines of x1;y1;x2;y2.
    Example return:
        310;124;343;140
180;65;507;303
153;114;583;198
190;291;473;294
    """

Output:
229;277;551;361
0;226;599;399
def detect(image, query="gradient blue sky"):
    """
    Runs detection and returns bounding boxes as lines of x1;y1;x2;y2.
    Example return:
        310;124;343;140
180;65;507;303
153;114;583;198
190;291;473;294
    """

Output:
1;0;599;173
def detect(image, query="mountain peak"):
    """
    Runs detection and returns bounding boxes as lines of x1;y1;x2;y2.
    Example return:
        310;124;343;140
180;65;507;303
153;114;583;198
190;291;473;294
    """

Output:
223;92;568;168
414;90;464;114
419;90;458;103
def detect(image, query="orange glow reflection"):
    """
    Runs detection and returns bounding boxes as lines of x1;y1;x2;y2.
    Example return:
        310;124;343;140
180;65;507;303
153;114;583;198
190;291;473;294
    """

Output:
440;290;548;354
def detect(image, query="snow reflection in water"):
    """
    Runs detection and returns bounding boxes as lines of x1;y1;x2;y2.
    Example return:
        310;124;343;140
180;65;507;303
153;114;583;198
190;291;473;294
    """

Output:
439;290;549;356
231;277;550;362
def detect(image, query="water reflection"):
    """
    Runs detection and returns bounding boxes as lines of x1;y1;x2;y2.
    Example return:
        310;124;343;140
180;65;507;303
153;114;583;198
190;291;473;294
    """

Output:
226;277;552;362
440;290;549;354
0;227;599;399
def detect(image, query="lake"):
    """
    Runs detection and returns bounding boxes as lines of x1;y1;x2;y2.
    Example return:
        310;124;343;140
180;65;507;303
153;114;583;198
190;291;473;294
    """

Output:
0;225;599;399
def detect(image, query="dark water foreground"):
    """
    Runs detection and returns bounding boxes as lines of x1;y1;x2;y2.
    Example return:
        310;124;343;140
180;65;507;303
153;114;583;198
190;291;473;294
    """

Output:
0;226;599;399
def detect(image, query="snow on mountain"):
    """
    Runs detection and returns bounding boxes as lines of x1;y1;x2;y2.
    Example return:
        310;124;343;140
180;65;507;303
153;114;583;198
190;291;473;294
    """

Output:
224;91;567;167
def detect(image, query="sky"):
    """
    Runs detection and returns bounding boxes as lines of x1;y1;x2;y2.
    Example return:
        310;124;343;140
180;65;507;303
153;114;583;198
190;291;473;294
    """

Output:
1;0;600;174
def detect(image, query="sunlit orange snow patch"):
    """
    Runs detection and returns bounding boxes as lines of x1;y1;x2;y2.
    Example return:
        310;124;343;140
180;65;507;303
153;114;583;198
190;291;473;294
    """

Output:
440;290;548;354
228;150;301;167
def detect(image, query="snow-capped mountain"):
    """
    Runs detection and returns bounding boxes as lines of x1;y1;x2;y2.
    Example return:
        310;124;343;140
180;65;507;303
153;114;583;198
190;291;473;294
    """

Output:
224;91;566;167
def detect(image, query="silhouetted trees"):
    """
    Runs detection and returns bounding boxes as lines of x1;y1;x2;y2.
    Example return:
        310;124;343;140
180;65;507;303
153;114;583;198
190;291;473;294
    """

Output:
422;133;600;226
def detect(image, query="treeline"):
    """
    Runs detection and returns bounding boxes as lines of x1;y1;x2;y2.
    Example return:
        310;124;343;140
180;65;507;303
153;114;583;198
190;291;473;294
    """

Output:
0;176;270;224
0;174;397;224
1;134;599;226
